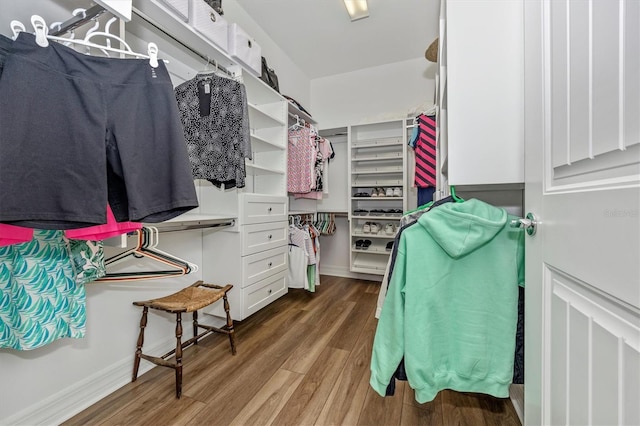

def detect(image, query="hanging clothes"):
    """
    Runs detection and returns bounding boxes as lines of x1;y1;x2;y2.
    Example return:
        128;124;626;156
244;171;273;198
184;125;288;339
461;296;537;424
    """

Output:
0;230;86;350
287;244;309;289
174;72;251;189
370;199;524;403
0;33;13;76
288;221;320;292
413;114;437;188
287;126;316;194
0;33;199;229
293;136;334;200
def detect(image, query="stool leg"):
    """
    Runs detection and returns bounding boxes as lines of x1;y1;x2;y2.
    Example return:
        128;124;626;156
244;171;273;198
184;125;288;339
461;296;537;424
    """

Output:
132;307;148;382
223;294;236;355
175;312;183;398
193;310;198;345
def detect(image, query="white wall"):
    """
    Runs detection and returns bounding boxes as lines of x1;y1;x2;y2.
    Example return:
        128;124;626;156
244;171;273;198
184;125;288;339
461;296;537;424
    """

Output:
310;57;437;129
312;57;436;280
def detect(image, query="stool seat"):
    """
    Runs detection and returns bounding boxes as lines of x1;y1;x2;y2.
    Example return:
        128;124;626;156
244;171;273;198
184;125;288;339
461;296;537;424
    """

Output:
131;280;236;398
133;282;233;313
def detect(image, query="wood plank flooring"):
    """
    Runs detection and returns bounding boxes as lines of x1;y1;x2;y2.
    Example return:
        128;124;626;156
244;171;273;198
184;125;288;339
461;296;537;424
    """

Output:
63;276;521;426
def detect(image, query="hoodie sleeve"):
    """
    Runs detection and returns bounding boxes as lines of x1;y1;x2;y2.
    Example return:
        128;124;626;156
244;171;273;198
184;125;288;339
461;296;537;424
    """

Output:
370;235;407;397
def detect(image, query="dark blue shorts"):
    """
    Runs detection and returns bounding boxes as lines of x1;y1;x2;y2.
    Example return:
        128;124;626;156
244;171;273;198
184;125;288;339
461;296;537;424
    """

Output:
0;33;198;229
0;33;13;76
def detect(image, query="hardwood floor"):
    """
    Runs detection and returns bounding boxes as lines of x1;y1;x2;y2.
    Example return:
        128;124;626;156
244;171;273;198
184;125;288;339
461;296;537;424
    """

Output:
63;276;521;426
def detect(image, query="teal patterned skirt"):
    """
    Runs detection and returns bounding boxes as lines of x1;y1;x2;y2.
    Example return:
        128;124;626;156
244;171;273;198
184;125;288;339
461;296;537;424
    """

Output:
0;230;86;350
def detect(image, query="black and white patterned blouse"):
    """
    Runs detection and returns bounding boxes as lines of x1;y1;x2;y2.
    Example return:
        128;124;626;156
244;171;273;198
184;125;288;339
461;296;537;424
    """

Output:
174;73;251;189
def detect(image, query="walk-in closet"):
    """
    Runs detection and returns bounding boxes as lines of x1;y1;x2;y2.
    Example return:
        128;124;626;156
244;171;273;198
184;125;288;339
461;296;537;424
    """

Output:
1;1;638;425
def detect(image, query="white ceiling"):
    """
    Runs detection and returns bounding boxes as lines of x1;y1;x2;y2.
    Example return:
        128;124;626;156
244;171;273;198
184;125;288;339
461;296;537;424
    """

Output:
234;0;440;79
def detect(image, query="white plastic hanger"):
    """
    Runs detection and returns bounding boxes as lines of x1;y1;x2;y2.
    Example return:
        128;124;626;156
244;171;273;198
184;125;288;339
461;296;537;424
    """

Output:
29;14;160;68
10;20;26;40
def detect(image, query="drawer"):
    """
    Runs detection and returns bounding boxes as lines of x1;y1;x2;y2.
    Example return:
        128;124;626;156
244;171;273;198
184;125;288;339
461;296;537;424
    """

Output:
242;221;287;256
242;270;287;318
188;0;228;50
242;245;287;288
241;194;287;224
227;23;261;76
158;0;188;21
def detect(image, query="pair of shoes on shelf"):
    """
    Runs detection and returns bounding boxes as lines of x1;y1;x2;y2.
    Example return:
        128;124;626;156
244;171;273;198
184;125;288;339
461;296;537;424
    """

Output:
384;209;403;216
355;239;372;250
384;223;396;235
363;222;380;234
392;187;402;197
353;192;370;197
371;187;385;197
385;241;394;251
353;209;369;216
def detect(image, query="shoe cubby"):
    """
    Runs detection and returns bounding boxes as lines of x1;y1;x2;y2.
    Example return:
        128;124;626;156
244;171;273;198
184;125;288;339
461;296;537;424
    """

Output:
348;119;407;275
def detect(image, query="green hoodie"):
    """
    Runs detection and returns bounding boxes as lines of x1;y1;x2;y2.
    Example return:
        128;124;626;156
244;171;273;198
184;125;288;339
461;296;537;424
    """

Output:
370;198;524;403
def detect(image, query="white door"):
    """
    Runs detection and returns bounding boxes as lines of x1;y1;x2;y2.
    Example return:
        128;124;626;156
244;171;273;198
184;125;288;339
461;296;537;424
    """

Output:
524;1;640;425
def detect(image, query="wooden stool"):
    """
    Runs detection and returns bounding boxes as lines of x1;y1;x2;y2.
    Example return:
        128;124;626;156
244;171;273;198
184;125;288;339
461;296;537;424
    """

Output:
131;280;236;398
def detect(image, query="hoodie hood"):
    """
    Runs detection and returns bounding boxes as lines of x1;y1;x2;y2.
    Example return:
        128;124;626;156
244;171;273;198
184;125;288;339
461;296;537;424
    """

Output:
418;198;508;258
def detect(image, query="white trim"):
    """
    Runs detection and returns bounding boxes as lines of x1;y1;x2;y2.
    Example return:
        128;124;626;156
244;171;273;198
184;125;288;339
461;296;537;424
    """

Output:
319;265;382;282
2;336;175;426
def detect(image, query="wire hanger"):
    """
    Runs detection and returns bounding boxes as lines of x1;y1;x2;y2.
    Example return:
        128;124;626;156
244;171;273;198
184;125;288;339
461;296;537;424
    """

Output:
29;14;160;68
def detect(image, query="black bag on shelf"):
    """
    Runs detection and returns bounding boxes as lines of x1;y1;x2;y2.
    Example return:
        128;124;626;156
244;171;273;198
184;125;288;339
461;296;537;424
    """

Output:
260;56;280;93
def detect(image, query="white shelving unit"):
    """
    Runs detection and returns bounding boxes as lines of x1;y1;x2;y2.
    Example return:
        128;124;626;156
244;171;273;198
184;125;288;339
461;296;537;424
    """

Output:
129;0;289;320
348;119;407;276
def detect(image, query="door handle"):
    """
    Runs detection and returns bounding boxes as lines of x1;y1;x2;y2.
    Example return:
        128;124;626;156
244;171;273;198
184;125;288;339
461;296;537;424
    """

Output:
510;212;537;236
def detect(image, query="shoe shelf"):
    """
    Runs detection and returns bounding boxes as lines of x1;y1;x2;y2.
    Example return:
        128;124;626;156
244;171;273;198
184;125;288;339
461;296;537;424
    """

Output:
348;119;407;276
351;168;403;174
352;233;396;239
350;197;403;200
352;153;403;162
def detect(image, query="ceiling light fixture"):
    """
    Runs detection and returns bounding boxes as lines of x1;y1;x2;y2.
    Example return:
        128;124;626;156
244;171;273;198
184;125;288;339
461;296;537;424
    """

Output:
343;0;369;21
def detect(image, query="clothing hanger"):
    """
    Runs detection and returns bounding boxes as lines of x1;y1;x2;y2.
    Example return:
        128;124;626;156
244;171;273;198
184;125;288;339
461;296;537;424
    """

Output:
10;20;26;40
143;226;199;273
98;228;196;281
29;15;160;68
450;185;464;203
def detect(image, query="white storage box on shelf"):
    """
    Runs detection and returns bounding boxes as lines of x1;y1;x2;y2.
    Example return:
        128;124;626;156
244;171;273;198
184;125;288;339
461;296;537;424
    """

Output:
188;0;228;50
158;0;188;21
227;23;261;76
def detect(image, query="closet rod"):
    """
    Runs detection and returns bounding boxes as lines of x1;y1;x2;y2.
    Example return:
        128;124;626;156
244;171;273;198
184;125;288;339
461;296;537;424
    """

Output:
131;8;236;79
50;4;108;36
155;219;235;233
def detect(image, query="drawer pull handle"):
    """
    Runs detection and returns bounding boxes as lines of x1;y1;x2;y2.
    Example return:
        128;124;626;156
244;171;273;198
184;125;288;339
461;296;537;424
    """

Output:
268;207;272;213
209;12;216;22
268;262;273;267
268;289;272;294
268;234;273;239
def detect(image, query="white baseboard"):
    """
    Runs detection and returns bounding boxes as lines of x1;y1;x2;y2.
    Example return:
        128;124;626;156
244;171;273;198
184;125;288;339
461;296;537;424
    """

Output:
319;265;383;282
2;337;175;426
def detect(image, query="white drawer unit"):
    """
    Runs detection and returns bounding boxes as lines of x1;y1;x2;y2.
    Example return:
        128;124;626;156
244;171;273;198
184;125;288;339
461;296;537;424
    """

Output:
242;221;288;256
242;245;287;288
188;0;228;50
227;23;261;76
242;270;287;318
241;194;287;224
